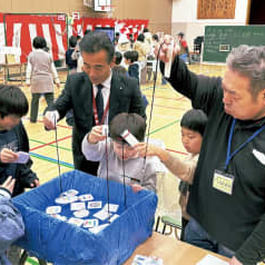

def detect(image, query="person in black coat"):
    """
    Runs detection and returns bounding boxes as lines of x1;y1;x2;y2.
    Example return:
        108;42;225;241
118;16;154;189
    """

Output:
44;32;146;176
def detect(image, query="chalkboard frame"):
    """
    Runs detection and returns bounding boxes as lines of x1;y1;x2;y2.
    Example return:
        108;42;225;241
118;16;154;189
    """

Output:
203;25;265;63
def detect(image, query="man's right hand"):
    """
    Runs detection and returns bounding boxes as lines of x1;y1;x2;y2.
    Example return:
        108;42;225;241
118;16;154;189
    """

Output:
43;111;59;130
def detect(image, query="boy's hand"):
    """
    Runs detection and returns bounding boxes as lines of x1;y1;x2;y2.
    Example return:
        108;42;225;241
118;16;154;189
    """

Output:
134;143;161;157
88;126;107;144
130;184;144;193
30;179;40;188
1;176;16;194
0;148;18;163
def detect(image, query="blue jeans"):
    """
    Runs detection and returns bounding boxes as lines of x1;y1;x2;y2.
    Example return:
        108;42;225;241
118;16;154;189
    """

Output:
184;218;235;258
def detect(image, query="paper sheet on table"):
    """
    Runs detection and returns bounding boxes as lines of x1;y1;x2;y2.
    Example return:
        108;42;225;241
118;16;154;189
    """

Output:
196;254;229;265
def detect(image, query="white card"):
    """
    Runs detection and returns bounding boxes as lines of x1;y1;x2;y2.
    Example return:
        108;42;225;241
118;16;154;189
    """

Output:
89;223;109;234
50;214;67;221
93;209;112;221
62;189;79;197
68;217;84;227
101;125;109;136
103;203;119;213
46;206;62;214
73;209;89;218
70;202;86;211
109;214;119;222
132;255;163;265
87;201;102;209
83;219;99;228
196;254;229;265
120;129;139;146
79;194;94;201
55;195;78;204
14;151;30;164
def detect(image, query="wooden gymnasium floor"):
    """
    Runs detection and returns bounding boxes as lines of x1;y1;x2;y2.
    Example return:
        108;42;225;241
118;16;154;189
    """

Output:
9;63;228;264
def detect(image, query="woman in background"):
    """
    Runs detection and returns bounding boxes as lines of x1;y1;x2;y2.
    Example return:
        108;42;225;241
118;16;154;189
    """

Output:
26;36;60;123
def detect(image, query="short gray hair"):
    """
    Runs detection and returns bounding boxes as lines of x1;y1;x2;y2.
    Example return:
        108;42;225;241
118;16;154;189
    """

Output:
226;45;265;97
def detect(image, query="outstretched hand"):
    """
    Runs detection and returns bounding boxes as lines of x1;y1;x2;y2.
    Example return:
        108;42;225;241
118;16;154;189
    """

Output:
134;142;161;158
154;34;180;63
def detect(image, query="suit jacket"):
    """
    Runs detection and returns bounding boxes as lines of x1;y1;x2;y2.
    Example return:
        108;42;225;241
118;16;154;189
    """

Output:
46;71;146;172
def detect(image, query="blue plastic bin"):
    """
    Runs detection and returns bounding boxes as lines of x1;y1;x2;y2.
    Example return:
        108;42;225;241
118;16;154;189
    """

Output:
13;170;157;265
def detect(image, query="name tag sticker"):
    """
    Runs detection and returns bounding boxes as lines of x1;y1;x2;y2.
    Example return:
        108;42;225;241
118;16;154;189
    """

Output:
213;170;234;195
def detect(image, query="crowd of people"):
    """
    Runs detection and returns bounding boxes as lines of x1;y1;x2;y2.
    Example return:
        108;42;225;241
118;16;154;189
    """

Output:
1;28;265;265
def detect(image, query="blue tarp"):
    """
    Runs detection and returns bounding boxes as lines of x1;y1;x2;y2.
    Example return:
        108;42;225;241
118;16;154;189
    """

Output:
13;170;157;265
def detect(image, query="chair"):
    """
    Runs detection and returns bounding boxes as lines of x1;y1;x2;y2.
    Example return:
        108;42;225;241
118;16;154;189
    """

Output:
19;250;47;265
0;47;25;85
161;215;182;240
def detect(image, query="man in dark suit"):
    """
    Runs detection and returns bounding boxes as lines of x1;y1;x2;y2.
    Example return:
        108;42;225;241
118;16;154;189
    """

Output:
43;32;146;176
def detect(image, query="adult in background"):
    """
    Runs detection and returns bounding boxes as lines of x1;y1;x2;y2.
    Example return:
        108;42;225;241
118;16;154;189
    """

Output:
43;32;146;176
157;36;265;265
177;32;189;63
26;36;60;123
133;33;148;85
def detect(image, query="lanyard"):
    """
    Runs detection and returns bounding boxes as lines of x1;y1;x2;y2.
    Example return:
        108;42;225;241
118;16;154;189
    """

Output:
92;88;110;125
225;118;265;170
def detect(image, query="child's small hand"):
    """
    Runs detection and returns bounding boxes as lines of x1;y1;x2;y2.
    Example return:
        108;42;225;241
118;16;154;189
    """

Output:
0;148;18;163
88;126;107;144
134;143;160;157
130;184;144;193
1;176;15;194
30;179;40;188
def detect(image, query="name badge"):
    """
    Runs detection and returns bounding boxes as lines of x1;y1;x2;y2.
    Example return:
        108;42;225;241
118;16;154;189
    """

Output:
212;170;234;195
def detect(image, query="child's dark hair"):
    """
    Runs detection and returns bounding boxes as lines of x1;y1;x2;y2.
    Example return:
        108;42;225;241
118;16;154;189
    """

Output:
0;85;28;118
33;36;47;49
177;32;184;38
69;35;78;48
137;33;145;42
109;113;146;142
124;50;139;63
180;109;207;136
114;51;123;65
152;34;159;42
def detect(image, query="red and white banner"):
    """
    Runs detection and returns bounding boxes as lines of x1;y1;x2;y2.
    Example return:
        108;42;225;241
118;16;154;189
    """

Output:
0;13;148;64
0;13;5;63
4;14;68;63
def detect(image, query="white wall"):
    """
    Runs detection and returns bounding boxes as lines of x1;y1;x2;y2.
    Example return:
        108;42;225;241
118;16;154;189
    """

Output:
171;0;249;50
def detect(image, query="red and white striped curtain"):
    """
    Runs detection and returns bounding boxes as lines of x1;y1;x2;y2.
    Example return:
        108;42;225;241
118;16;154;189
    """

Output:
0;13;148;64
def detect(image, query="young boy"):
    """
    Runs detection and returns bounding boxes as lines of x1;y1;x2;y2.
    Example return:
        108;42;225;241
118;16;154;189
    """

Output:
82;113;157;192
124;50;140;83
0;85;40;263
112;51;127;76
135;109;207;240
65;35;78;75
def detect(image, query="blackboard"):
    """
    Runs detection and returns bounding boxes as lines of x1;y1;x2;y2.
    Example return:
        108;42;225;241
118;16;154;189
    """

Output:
203;25;265;63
